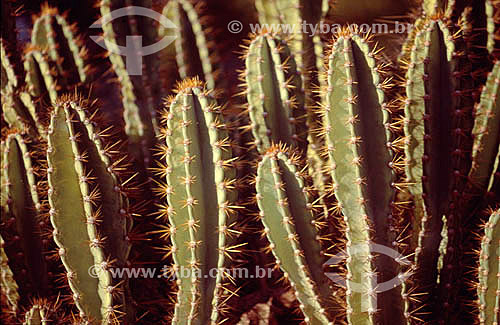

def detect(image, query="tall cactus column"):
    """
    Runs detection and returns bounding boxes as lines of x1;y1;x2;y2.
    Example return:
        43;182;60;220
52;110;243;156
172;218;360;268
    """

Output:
158;78;238;324
242;32;307;155
255;146;335;324
322;30;408;324
477;208;499;325
46;98;132;323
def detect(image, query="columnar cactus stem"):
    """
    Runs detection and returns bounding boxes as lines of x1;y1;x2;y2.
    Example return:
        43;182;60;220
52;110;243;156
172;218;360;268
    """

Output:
162;0;220;91
1;133;48;302
159;79;237;324
486;0;500;56
470;61;500;192
477;208;500;325
255;145;334;324
0;235;19;313
1;40;18;95
322;30;407;324
242;32;307;154
46;98;132;323
254;0;328;73
422;0;455;16
98;0;156;168
404;18;476;321
31;5;91;87
24;48;58;103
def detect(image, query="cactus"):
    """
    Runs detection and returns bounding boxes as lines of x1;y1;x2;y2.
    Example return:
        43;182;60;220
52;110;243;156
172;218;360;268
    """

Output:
321;29;410;324
477;208;500;325
22;298;67;325
486;0;500;56
422;0;455;16
161;0;220;92
46;97;133;323
254;0;329;189
156;78;238;324
1;1;500;324
241;32;307;154
0;133;49;306
255;145;334;324
0;235;19;313
31;5;91;88
470;60;500;192
254;0;327;73
97;0;158;168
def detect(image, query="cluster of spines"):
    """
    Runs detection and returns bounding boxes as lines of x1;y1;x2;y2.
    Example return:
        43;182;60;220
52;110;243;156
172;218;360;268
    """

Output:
240;31;307;155
156;78;239;324
22;298;68;325
320;29;411;324
255;144;334;324
476;208;499;325
46;97;133;323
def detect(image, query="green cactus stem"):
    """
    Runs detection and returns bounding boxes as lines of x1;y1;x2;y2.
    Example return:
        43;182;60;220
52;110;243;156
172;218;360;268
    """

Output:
31;5;91;87
255;145;334;324
24;48;58;103
470;60;500;192
242;32;307;154
486;0;499;56
98;0;157;168
158;78;237;324
477;208;500;325
322;30;407;324
162;0;220;91
422;0;455;16
0;133;48;303
404;17;476;321
0;235;19;313
46;97;132;323
1;40;18;96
